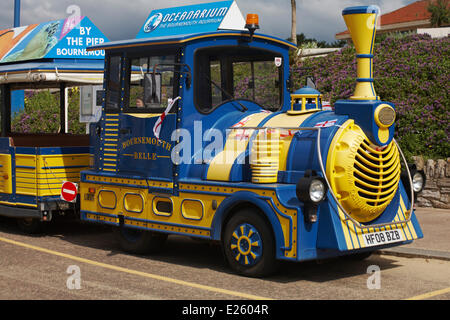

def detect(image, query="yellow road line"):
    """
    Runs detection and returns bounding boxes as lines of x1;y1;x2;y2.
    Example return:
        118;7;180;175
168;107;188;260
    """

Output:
405;287;450;300
0;236;273;300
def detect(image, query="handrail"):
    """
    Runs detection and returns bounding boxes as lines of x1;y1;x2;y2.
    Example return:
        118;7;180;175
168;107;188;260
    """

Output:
228;125;415;231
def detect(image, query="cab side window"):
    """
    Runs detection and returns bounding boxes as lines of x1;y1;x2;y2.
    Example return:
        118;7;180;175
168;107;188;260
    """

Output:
126;54;178;113
105;55;122;111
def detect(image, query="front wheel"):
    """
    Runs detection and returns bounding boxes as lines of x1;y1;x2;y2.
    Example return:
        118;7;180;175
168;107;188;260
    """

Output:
113;226;167;254
223;210;278;278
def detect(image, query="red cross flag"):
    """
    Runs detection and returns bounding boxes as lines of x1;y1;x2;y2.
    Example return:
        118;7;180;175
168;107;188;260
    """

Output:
314;119;337;128
232;115;251;128
153;96;181;139
280;129;295;138
234;129;251;140
232;115;252;140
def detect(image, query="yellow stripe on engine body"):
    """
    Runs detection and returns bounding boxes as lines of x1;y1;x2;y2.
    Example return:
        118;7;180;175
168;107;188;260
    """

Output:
206;112;271;181
259;113;312;171
206;112;317;182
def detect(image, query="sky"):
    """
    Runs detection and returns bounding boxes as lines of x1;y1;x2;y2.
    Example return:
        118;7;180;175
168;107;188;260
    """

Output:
0;0;420;43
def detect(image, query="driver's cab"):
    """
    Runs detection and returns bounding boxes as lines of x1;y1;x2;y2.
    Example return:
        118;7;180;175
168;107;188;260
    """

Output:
87;3;295;193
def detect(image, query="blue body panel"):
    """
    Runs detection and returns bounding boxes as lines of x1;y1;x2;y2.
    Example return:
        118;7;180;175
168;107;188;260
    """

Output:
118;113;175;180
334;99;395;147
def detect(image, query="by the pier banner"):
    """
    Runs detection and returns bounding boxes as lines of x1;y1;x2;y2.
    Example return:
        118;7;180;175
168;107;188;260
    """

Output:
136;0;246;39
0;16;108;63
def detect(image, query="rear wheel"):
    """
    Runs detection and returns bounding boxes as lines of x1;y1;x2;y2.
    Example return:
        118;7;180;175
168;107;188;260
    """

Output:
113;227;167;254
223;210;278;278
17;218;43;234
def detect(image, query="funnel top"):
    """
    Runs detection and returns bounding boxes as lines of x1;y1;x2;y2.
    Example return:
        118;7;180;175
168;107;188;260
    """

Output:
293;86;321;96
342;5;380;16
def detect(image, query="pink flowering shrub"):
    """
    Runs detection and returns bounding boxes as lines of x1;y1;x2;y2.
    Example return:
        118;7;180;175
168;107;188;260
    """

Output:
292;33;449;159
11;88;85;134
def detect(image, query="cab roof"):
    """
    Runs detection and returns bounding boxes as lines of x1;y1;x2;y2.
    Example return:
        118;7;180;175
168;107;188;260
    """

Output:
87;30;297;52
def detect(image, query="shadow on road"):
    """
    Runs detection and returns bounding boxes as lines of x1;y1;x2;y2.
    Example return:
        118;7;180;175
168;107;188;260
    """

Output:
0;216;401;283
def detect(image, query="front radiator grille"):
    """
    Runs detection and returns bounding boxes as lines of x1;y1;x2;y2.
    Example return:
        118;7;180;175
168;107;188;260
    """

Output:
353;140;400;207
326;120;401;223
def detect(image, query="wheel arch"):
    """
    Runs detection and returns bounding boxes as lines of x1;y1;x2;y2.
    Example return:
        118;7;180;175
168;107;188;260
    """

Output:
210;191;285;257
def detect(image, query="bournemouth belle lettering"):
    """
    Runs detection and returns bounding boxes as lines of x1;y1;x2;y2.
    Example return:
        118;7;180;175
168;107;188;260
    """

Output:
122;137;172;152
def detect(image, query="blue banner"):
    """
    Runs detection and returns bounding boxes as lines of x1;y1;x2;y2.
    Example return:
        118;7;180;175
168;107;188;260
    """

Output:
46;17;108;59
0;16;108;63
136;1;237;38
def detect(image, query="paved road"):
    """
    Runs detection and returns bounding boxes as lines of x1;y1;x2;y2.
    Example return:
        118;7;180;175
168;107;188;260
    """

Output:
379;207;450;261
0;216;449;302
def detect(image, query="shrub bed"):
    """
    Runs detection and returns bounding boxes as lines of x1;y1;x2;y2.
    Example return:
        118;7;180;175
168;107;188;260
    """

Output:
292;33;450;160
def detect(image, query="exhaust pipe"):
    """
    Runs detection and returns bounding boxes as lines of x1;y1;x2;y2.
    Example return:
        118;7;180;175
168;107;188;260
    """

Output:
342;5;380;100
335;6;396;146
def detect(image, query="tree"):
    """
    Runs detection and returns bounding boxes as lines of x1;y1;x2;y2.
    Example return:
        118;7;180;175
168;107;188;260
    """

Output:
291;0;297;45
427;0;450;27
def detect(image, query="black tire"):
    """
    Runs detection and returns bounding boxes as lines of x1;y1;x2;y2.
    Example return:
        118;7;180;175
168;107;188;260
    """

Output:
113;226;167;254
222;209;278;278
17;218;43;234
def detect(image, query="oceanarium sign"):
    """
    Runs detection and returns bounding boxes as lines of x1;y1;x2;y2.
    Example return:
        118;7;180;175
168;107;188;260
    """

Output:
136;0;246;38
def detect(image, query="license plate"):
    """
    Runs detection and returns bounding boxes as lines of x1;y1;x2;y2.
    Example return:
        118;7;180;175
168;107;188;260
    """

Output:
362;229;404;247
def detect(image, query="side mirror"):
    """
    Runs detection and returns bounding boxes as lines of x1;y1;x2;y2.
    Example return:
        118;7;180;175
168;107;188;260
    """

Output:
185;72;191;89
143;73;162;105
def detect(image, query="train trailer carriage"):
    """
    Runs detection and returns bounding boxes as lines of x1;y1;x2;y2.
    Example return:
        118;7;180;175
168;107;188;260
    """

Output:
80;2;426;277
0;16;108;233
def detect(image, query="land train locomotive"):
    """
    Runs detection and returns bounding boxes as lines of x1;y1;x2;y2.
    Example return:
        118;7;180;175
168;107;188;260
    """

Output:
53;4;426;277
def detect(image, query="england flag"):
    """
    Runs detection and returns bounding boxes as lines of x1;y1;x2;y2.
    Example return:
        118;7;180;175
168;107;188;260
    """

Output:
314;119;337;128
153;96;181;139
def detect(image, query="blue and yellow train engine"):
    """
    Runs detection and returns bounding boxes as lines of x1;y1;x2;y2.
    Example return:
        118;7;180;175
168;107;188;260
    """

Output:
80;4;425;277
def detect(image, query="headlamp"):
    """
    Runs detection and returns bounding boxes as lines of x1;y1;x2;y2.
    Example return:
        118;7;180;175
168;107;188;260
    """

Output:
296;170;328;223
412;171;425;193
401;164;426;202
309;179;326;203
374;104;396;128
